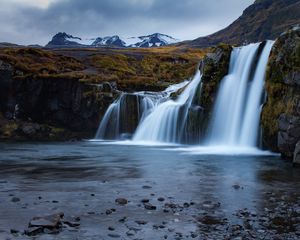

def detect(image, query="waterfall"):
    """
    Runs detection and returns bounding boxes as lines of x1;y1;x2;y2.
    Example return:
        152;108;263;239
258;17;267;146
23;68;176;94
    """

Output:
95;41;274;149
95;81;189;140
207;40;274;147
133;70;202;143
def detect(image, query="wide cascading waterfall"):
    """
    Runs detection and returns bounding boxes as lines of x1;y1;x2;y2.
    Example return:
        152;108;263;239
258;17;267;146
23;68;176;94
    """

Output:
207;40;274;147
95;81;189;140
133;70;202;143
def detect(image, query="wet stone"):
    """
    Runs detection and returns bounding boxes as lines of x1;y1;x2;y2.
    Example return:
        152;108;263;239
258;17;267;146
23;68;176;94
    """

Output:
197;215;223;225
144;203;157;210
106;209;113;215
233;184;241;190
126;230;135;236
183;202;190;208
108;233;120;238
10;229;19;234
115;198;128;205
135;220;147;225
11;197;20;202
25;212;67;236
119;216;127;223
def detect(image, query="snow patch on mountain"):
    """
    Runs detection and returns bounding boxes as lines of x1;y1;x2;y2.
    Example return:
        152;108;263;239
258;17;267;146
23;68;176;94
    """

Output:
46;32;180;48
129;33;179;47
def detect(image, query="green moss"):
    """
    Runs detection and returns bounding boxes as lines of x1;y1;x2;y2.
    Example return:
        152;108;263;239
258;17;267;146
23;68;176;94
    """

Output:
89;54;136;76
262;82;297;136
1;122;18;138
261;29;300;151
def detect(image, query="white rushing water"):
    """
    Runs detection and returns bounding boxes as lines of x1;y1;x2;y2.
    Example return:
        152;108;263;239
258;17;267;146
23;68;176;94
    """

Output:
95;41;274;153
95;81;189;140
133;70;202;143
207;41;274;147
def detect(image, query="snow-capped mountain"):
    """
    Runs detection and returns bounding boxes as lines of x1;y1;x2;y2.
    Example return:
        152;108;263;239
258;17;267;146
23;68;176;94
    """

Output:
46;32;179;48
91;36;126;47
46;32;94;47
128;33;179;47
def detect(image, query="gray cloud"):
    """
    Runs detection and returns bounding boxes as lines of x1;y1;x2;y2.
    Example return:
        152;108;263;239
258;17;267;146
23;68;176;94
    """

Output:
0;0;254;45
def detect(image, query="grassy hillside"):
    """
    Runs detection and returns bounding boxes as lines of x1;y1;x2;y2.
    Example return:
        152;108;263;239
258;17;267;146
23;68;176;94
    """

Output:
0;46;207;92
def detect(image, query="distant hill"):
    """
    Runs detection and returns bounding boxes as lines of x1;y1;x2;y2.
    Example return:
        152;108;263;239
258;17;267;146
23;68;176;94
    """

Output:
46;32;179;48
188;0;300;47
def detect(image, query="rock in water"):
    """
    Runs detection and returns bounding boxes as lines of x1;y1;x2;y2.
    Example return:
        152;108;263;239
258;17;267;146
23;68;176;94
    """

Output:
115;198;128;205
25;212;64;236
29;212;64;228
144;203;157;210
294;141;300;165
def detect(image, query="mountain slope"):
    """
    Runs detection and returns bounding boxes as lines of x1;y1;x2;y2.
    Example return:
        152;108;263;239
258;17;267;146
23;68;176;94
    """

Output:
188;0;300;47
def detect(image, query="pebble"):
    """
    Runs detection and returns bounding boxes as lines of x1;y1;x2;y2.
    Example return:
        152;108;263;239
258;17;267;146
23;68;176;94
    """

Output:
106;209;113;215
108;233;120;238
135;220;147;225
126;230;135;236
11;197;20;202
115;198;128;205
144;203;157;210
10;229;19;234
118;216;127;223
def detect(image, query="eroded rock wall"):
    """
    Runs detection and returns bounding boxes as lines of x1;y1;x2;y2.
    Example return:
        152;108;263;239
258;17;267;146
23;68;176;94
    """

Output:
262;28;300;162
0;60;118;140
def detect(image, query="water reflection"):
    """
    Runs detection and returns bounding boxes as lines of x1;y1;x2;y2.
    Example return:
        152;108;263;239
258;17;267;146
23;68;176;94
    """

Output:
0;141;299;218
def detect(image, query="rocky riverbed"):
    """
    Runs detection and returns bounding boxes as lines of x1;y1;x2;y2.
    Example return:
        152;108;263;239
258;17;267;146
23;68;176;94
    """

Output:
0;142;299;240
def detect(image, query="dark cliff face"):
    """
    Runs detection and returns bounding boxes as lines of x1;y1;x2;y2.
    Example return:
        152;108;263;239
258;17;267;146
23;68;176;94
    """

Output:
0;60;117;140
188;0;300;47
261;28;300;161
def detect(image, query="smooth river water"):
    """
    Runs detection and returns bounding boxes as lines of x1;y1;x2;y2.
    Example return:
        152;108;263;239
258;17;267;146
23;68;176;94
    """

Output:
0;141;299;239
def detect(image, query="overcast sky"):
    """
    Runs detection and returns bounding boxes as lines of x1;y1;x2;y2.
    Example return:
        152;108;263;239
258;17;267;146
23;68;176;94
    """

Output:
0;0;254;45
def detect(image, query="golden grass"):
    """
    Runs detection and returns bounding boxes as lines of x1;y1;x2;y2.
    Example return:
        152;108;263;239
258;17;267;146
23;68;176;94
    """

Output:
0;45;208;89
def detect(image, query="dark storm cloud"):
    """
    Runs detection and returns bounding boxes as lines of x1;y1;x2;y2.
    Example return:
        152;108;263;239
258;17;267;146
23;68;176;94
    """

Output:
0;0;254;45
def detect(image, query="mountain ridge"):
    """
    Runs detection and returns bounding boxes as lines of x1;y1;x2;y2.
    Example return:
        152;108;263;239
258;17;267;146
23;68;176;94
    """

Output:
188;0;300;47
46;32;179;48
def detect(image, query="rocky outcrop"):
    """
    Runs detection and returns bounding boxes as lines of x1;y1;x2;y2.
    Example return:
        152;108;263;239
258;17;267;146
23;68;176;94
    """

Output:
0;60;118;140
196;44;232;138
262;28;300;159
175;44;232;144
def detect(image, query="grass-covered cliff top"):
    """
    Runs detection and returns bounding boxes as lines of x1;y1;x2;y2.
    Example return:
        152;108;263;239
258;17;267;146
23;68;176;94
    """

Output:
0;46;208;91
